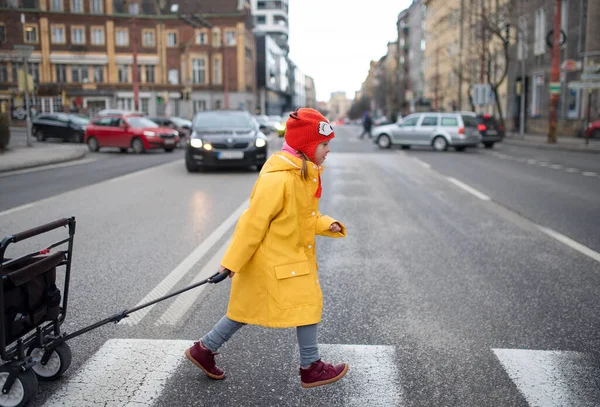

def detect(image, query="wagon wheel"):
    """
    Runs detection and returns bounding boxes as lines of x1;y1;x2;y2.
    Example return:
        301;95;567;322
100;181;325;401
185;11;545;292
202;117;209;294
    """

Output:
28;342;72;381
0;367;38;407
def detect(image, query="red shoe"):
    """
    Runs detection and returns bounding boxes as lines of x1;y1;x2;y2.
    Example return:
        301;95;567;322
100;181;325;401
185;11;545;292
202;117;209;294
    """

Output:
300;359;349;388
185;341;225;380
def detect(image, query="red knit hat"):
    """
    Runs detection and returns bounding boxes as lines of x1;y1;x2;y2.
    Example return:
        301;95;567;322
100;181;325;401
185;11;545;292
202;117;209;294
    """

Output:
284;108;335;163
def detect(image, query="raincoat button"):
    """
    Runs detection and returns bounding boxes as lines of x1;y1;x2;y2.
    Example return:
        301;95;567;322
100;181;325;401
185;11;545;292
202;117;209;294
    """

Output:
291;271;296;275
313;178;317;182
313;165;317;169
308;245;312;249
311;212;315;216
316;279;319;284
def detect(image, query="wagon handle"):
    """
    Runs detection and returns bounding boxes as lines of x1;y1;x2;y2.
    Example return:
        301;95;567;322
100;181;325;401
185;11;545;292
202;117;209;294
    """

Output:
9;218;74;244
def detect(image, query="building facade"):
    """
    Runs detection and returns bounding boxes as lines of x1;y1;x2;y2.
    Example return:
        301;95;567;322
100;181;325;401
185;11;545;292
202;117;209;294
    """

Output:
0;0;257;120
249;0;288;53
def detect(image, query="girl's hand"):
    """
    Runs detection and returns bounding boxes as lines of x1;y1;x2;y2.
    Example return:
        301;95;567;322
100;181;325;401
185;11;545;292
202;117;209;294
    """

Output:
219;265;235;278
329;222;342;233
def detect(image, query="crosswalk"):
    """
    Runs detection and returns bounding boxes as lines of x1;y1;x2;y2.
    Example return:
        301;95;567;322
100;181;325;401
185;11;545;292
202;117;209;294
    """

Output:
35;341;600;406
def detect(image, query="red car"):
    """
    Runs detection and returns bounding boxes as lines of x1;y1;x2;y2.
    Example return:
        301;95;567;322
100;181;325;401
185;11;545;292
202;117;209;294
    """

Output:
84;114;180;153
586;120;600;140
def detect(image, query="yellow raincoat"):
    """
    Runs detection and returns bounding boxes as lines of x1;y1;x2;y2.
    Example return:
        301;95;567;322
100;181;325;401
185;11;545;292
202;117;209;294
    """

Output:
220;152;346;328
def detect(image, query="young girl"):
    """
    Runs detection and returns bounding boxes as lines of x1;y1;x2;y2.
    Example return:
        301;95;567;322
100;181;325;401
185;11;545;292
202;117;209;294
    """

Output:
185;108;348;388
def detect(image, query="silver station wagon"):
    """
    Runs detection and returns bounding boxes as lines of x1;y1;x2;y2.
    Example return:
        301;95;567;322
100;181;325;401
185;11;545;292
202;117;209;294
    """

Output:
373;112;482;151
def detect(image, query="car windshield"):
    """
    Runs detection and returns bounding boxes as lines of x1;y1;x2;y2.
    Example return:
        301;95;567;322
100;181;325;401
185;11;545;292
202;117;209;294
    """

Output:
69;115;90;125
126;117;158;128
193;112;254;131
461;115;479;128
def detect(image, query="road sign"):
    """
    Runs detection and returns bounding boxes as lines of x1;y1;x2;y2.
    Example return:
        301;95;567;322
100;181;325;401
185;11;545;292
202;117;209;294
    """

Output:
549;82;561;95
561;59;580;72
472;84;494;106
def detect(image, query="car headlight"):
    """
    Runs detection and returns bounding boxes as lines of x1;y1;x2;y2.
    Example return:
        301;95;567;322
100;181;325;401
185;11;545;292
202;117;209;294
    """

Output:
275;123;285;131
143;131;157;137
255;138;267;148
190;138;203;148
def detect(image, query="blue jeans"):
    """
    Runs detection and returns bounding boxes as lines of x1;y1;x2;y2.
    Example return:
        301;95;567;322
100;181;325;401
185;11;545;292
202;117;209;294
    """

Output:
201;315;319;367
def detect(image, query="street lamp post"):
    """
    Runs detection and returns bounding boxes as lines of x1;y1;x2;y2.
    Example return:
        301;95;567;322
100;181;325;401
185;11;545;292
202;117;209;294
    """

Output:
548;0;562;144
14;44;34;147
129;1;140;112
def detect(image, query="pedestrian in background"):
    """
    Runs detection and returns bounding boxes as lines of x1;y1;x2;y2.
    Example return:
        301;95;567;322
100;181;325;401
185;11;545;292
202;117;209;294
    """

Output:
185;108;349;388
359;110;373;139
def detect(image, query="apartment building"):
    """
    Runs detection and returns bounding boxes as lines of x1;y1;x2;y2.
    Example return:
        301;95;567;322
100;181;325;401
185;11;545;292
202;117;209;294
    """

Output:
0;0;256;119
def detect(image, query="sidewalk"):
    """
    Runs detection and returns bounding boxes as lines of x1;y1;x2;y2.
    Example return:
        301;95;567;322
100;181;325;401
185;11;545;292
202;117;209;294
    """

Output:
0;128;88;173
503;132;600;154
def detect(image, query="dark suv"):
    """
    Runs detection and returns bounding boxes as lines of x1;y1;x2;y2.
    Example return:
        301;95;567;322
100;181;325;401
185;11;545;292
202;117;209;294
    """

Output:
475;114;505;148
32;113;90;143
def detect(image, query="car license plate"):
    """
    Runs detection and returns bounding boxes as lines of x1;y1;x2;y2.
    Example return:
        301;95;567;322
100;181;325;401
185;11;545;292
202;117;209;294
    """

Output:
487;130;497;135
218;151;244;160
164;139;175;145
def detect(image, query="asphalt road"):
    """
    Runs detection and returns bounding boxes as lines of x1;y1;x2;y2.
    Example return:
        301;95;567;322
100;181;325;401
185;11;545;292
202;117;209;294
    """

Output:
0;126;599;407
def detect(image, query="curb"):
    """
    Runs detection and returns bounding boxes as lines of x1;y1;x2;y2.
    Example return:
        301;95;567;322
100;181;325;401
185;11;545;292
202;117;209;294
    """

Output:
0;149;88;173
503;138;600;154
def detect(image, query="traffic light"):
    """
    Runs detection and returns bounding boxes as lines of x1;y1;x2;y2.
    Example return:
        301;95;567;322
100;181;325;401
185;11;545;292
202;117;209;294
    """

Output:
157;95;163;104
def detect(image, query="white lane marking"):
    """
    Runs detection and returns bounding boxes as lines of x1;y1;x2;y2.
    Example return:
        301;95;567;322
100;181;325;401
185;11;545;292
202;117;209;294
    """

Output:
0;160;180;218
537;226;600;263
412;157;431;169
493;349;600;407
447;177;491;201
309;344;404;406
0;157;97;177
549;164;563;169
538;162;549;167
156;240;230;326
42;339;191;407
527;159;538;164
120;199;248;325
566;168;579;173
582;172;597;177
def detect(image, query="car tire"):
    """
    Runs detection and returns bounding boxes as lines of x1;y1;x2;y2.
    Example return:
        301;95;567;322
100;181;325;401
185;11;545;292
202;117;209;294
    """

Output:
87;136;99;152
185;157;198;173
455;146;466;152
34;128;45;142
119;148;128;153
72;132;84;143
256;163;265;172
400;145;411;149
483;142;495;149
131;137;145;154
164;148;174;153
377;134;391;149
432;136;448;152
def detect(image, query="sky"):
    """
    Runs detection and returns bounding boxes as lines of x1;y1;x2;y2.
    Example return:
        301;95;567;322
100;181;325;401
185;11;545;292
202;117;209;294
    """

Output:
288;0;412;103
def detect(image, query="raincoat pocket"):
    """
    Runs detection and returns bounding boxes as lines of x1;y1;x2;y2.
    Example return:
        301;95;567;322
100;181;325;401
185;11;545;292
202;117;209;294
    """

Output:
272;261;317;309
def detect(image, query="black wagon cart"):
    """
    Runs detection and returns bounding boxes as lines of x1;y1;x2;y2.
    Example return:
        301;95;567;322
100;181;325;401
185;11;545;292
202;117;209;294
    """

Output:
0;217;231;407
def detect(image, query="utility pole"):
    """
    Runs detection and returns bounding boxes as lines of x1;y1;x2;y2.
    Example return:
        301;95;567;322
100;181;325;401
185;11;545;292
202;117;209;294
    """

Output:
547;0;561;144
458;0;465;110
224;44;229;109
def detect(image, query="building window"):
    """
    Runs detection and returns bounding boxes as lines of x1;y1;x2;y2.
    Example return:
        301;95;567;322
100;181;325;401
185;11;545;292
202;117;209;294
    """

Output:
534;7;546;55
225;30;236;46
55;64;67;82
93;65;104;83
51;25;66;44
71;65;89;82
51;0;63;11
167;31;177;47
0;24;6;43
116;28;129;46
212;28;221;47
117;98;134;110
168;69;179;84
91;27;105;45
196;30;207;45
140;98;149;114
142;29;155;47
256;15;266;25
214;99;222;109
71;26;85;44
0;64;7;82
213;57;221;85
71;0;83;12
118;65;129;83
91;0;103;14
531;73;544;117
192;58;206;84
145;65;155;83
24;24;38;43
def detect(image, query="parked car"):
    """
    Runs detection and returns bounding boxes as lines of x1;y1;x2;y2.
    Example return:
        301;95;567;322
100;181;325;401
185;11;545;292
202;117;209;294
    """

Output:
586;120;600;139
186;110;268;172
148;116;192;146
32;113;90;143
472;113;505;148
373;112;481;151
84;114;179;153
